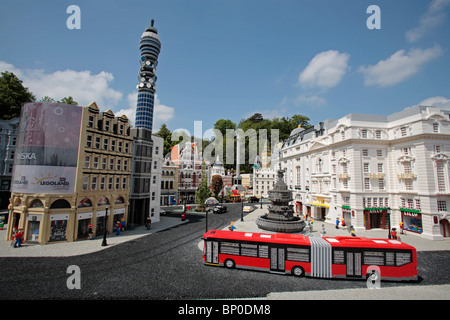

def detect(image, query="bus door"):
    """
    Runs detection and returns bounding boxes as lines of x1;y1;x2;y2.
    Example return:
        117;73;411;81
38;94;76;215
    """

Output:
346;251;362;277
205;240;219;265
270;246;285;273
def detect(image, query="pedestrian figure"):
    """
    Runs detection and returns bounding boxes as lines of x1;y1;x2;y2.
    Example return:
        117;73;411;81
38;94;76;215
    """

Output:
335;217;340;229
320;224;326;237
390;228;398;240
145;216;152;230
88;224;94;240
399;221;404;234
350;225;356;237
14;229;24;247
115;221;121;235
228;221;236;231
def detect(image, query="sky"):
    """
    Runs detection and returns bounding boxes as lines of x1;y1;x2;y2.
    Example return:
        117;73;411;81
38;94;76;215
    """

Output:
1;0;449;138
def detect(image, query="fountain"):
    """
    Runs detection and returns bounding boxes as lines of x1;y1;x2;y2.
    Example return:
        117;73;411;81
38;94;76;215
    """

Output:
256;165;306;233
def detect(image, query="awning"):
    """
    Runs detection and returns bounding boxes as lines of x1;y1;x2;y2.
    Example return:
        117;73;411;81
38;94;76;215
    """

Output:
308;202;329;208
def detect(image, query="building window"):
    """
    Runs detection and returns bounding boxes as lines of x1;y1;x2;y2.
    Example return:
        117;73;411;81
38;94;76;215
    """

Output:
92;177;97;190
93;157;99;169
111;140;116;151
100;177;105;190
405;180;413;190
122;177;127;189
415;199;421;211
436;161;446;192
342;178;348;189
364;178;370;190
118;141;123;152
362;149;368;157
102;158;107;170
363;163;369;173
116;177;120;189
105;120;110;132
124;160;128;171
84;156;90;168
437;200;447;212
403;162;412;174
110;158;115;170
95;137;101;149
435;145;441;153
375;130;381;139
401;127;407;136
119;124;124;135
88;115;94;128
108;177;113;190
377;163;383;173
86;135;92;148
379;178;384;190
103;138;109;150
125;143;129;153
376;149;382;157
361;129;368;138
117;159;121;171
82;176;89;190
433;122;439;133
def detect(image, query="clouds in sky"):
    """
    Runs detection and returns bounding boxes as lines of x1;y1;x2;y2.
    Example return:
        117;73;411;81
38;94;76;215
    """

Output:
298;50;350;89
405;0;450;43
0;61;175;130
358;45;443;87
0;61;123;108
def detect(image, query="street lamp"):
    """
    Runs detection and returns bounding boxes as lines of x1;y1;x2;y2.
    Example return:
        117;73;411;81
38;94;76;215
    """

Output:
387;207;391;239
101;205;109;246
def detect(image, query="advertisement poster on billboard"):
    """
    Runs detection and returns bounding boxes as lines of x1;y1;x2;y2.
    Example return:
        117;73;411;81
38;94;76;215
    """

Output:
11;102;82;194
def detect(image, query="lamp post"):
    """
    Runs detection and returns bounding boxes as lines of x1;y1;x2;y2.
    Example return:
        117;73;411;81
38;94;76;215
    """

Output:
387;207;391;239
101;206;109;246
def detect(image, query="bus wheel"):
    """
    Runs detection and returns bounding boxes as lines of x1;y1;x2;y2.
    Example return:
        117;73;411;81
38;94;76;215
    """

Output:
292;266;305;277
224;259;235;269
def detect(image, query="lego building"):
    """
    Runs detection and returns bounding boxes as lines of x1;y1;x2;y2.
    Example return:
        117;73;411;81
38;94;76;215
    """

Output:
6;102;132;244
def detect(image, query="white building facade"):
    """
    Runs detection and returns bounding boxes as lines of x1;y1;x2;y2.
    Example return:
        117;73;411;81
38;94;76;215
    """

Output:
281;105;450;240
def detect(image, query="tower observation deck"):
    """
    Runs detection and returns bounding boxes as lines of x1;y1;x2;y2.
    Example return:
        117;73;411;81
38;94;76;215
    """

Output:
135;19;161;131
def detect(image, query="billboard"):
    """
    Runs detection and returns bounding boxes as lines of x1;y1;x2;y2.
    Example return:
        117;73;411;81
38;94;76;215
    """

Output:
11;102;82;194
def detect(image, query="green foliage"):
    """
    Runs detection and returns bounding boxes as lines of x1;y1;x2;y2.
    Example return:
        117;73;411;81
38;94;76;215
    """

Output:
0;71;35;120
195;161;211;208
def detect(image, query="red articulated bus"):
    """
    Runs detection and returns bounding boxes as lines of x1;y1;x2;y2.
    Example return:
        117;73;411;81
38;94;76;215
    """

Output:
202;229;418;282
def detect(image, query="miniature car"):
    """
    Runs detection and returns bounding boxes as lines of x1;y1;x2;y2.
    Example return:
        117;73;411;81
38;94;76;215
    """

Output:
243;206;253;213
213;205;227;214
249;196;260;203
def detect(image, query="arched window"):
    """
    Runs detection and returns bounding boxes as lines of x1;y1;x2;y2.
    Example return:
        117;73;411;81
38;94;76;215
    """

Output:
78;198;92;208
29;199;44;208
50;199;71;209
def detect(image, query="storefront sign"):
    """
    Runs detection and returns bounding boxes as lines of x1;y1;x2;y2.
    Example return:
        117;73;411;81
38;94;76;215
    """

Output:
77;212;93;220
114;208;125;215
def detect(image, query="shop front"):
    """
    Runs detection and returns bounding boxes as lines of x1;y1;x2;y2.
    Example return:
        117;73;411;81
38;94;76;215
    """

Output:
26;214;42;242
342;206;352;227
49;213;70;242
77;212;93;239
364;208;390;230
308;202;329;220
401;209;423;233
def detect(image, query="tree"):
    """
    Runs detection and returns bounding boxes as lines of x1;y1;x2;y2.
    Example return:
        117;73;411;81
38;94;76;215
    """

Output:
58;96;78;105
211;175;223;199
0;71;35;120
195;161;211;211
39;96;78;105
155;124;174;157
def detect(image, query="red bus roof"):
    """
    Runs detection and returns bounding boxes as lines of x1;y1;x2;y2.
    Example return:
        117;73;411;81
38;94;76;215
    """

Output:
203;229;311;246
203;230;416;251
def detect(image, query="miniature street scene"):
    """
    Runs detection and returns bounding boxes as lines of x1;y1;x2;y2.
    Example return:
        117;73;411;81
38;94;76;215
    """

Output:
0;1;449;309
